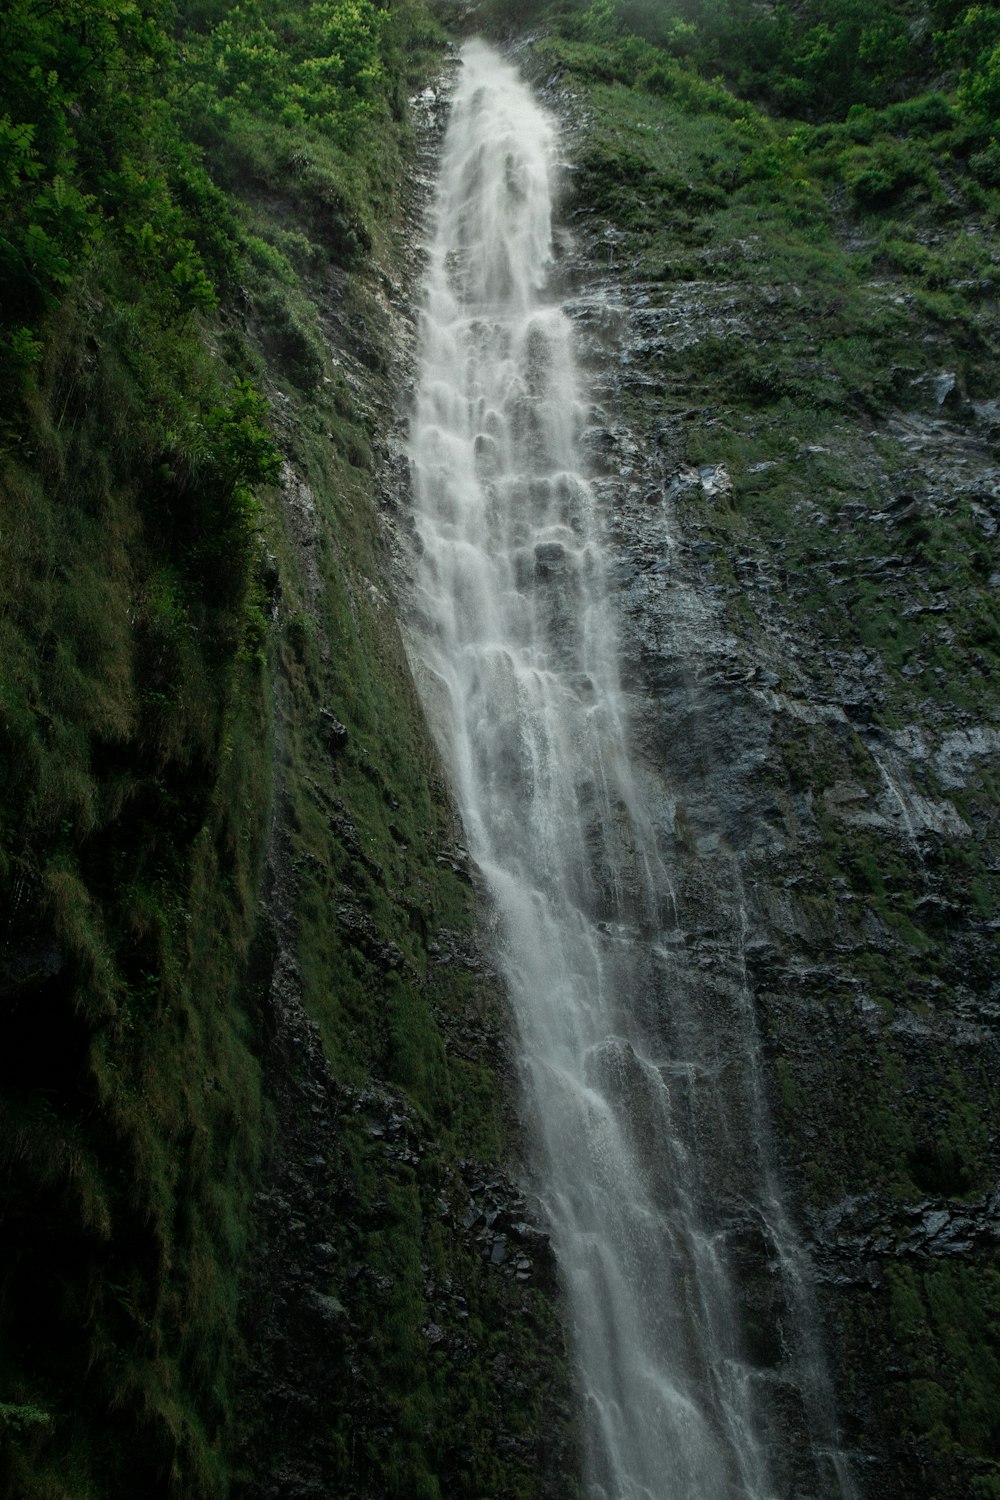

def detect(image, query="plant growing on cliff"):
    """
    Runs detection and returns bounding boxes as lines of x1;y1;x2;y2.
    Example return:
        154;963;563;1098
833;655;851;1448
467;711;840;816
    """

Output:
0;2;441;1496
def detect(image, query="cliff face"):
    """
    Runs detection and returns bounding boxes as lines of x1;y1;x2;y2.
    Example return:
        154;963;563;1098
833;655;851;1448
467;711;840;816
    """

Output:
0;11;577;1498
228;67;580;1500
519;32;1000;1499
2;2;998;1497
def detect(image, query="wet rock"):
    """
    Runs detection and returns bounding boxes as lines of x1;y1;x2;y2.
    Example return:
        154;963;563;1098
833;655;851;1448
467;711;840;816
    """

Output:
550;89;1000;1499
318;708;348;752
435;845;475;882
698;462;732;498
303;1290;346;1326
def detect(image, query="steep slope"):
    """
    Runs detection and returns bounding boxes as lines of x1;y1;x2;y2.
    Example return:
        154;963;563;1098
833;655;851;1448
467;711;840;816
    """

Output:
501;9;1000;1497
3;0;998;1494
0;6;577;1497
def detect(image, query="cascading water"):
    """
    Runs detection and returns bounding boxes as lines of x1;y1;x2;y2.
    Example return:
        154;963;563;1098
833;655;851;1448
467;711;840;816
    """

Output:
406;40;853;1500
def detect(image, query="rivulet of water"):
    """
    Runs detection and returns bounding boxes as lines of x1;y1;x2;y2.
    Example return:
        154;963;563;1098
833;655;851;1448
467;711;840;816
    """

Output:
405;40;853;1500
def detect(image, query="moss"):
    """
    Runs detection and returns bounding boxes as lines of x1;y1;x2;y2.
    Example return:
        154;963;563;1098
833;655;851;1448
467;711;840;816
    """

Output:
0;2;559;1497
885;1263;1000;1458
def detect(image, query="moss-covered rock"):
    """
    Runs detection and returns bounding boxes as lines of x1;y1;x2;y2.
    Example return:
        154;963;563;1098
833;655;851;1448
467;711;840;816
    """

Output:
514;20;999;1496
0;10;578;1499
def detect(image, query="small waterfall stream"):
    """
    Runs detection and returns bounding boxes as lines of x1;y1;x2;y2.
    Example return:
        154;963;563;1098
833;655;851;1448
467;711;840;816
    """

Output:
406;41;852;1500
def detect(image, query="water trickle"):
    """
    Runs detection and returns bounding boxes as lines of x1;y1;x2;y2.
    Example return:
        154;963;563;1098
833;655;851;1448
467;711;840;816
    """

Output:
407;40;852;1500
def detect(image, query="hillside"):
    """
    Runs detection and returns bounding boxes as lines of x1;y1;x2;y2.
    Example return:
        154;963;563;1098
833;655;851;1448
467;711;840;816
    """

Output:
0;3;577;1495
503;2;1000;1494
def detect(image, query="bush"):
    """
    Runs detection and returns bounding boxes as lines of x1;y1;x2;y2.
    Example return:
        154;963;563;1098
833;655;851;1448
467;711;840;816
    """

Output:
843;137;934;204
253;286;327;390
970;140;1000;184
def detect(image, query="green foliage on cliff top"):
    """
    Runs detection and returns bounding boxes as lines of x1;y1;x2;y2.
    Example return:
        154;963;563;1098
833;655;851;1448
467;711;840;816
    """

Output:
484;0;1000;147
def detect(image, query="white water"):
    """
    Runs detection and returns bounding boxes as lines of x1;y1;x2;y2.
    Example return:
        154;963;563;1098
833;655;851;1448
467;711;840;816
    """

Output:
406;41;851;1500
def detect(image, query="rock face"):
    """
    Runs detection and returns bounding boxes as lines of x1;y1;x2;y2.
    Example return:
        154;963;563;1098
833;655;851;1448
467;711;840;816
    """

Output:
231;58;579;1500
241;35;998;1500
233;937;570;1500
520;53;1000;1500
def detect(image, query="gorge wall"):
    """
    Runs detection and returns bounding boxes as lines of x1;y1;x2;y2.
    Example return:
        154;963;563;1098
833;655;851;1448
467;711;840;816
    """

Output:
1;2;998;1498
0;10;579;1497
511;21;1000;1499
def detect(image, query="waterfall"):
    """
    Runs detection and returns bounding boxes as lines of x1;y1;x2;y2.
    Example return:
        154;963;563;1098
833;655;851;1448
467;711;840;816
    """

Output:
406;40;852;1500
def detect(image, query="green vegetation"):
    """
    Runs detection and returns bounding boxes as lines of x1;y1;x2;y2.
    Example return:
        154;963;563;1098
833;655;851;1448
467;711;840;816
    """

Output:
490;0;1000;157
2;0;998;1494
884;1262;1000;1467
471;4;1000;1496
0;0;577;1497
0;251;278;1498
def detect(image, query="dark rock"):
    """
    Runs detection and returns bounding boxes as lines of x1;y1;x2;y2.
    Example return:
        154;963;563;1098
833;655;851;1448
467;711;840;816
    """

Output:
318;708;348;752
0;932;66;998
303;1290;346;1326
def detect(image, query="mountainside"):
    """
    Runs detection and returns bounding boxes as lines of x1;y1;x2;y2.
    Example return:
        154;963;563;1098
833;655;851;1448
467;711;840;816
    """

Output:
1;0;998;1497
504;5;1000;1496
0;5;577;1495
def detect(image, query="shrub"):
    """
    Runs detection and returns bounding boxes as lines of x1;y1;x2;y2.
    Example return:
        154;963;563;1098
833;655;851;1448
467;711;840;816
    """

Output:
843;137;933;204
970;140;1000;183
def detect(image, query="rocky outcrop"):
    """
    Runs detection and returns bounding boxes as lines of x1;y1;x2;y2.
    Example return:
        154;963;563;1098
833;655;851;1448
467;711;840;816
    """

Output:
533;55;1000;1500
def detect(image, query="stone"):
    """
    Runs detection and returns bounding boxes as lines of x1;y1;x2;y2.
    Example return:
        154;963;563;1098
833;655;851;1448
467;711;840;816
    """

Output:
318;707;348;751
